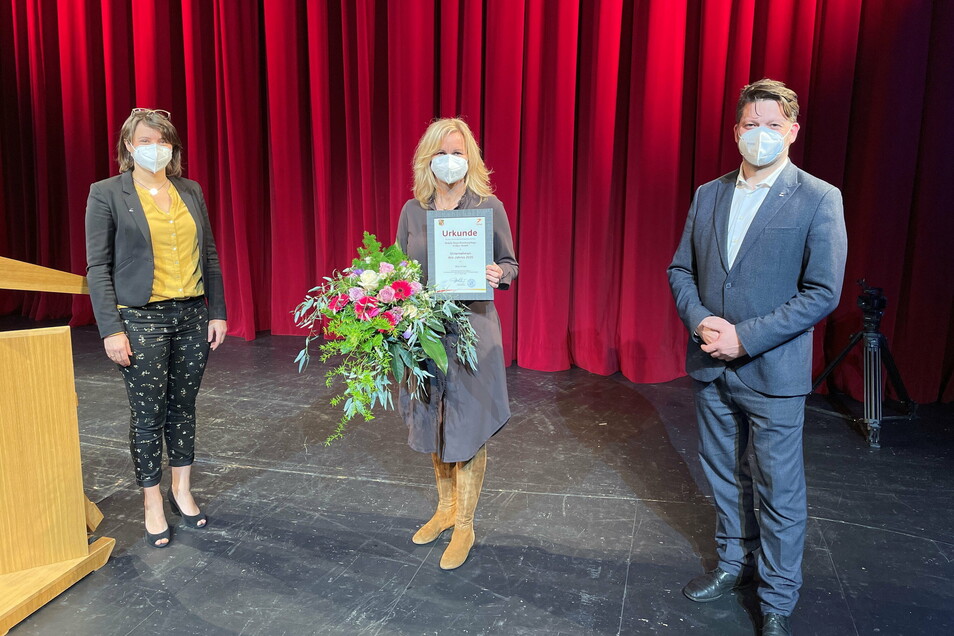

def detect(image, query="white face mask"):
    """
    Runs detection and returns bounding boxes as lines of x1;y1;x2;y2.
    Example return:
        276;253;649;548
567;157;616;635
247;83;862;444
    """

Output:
431;154;468;185
737;127;787;167
131;143;173;173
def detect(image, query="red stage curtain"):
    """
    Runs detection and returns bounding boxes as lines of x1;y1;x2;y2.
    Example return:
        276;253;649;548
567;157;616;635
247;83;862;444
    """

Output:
1;0;951;403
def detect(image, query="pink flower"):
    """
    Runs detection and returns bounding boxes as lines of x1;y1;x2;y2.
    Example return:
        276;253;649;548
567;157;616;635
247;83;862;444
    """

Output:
378;310;401;332
348;287;365;301
354;296;380;321
377;286;396;303
391;280;413;300
379;262;395;274
328;293;350;313
409;281;423;295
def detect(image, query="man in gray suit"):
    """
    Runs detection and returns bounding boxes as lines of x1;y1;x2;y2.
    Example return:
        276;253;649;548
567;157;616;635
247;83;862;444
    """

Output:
668;79;848;636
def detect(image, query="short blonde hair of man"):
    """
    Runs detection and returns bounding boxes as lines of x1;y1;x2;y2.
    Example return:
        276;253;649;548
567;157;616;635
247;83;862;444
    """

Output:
736;78;800;123
412;118;492;206
116;109;184;177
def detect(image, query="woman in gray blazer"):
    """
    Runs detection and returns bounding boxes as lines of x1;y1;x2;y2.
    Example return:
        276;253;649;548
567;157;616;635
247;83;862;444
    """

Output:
85;108;227;548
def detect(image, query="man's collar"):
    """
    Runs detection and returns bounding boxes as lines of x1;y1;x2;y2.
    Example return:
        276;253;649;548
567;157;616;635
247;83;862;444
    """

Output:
736;158;789;190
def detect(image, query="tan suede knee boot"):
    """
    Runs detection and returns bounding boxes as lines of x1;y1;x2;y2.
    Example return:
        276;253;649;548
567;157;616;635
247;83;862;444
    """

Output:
440;445;487;570
412;453;457;544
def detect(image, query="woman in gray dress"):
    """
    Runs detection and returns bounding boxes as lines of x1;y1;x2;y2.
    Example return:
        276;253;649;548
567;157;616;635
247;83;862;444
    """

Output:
395;118;518;570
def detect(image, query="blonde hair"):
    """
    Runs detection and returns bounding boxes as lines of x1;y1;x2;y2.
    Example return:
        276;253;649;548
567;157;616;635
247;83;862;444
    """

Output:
412;118;492;206
736;78;800;123
116;109;183;177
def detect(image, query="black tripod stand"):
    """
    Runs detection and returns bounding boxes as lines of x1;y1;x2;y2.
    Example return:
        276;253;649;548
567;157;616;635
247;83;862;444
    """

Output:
809;280;917;448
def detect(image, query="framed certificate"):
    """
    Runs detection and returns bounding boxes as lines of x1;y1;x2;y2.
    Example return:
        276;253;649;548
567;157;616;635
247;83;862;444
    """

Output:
426;208;494;301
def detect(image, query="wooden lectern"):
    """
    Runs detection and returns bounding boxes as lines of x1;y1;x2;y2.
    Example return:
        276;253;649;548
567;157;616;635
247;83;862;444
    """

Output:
0;257;115;635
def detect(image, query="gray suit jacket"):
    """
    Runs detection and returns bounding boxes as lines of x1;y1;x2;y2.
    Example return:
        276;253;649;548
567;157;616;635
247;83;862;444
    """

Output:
85;171;227;338
667;161;847;396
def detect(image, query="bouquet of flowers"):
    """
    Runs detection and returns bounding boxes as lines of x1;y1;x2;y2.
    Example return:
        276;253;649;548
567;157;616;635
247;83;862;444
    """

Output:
294;232;478;443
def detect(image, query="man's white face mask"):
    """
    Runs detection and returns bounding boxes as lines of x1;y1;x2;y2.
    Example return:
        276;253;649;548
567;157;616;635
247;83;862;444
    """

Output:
737;127;786;167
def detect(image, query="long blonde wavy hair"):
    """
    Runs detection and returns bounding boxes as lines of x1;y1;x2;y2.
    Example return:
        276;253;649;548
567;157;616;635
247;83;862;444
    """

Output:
412;118;493;206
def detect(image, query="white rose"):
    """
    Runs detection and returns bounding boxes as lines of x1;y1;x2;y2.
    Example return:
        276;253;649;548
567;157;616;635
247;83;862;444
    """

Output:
403;304;419;319
359;270;380;289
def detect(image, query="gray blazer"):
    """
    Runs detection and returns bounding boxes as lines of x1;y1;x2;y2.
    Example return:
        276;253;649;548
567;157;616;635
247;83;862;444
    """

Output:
667;161;848;396
85;170;226;338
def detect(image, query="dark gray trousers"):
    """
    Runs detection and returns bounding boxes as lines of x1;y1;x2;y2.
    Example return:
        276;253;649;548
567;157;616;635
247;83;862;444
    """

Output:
694;367;807;616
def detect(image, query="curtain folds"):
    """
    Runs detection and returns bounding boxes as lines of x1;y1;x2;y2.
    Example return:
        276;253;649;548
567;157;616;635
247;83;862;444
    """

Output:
1;0;951;403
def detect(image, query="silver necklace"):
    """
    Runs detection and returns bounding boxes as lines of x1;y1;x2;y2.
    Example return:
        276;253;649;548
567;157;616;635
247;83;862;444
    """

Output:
435;186;464;210
133;177;170;196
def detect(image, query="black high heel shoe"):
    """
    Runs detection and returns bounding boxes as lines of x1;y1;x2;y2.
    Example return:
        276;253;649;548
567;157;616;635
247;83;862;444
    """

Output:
167;488;208;529
145;525;172;548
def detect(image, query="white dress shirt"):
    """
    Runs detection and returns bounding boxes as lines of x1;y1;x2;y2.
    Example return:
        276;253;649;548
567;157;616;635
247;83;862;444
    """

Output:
726;158;788;268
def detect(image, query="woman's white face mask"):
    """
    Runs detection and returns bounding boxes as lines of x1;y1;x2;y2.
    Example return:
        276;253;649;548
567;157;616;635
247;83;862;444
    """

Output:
131;143;173;173
431;154;468;184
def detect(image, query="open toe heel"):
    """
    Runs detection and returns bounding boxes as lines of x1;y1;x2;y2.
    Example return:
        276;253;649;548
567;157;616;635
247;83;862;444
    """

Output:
145;526;171;548
167;488;208;529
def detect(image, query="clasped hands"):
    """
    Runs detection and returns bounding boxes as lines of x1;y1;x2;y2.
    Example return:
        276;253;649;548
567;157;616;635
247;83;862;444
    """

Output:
697;316;747;361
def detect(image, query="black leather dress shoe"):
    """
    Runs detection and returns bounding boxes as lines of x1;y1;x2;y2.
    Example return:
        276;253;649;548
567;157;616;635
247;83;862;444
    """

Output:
682;567;752;602
762;613;792;636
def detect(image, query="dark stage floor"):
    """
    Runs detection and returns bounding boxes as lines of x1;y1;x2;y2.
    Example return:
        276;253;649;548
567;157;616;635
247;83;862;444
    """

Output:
6;322;954;635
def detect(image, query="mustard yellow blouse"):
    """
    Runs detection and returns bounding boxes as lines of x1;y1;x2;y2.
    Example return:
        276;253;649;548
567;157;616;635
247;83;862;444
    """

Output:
134;183;204;303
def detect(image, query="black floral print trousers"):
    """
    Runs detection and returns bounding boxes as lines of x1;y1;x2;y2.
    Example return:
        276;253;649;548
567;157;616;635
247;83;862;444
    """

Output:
118;298;210;488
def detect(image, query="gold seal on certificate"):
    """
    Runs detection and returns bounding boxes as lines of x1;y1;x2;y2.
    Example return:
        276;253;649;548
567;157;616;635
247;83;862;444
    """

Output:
426;209;494;300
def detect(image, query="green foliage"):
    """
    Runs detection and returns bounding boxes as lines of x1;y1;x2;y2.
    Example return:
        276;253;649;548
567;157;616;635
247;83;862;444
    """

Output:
417;328;447;374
